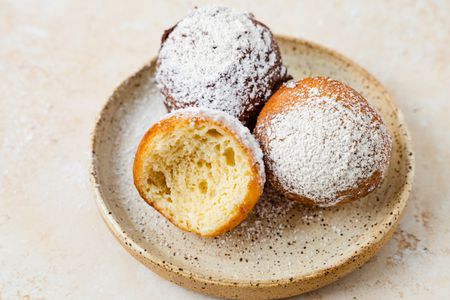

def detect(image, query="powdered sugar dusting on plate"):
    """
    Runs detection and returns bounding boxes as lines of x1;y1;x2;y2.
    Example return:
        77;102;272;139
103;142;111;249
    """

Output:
156;6;286;122
91;40;414;283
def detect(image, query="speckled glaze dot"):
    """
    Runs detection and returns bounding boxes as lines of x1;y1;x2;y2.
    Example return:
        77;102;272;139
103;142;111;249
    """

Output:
90;36;414;299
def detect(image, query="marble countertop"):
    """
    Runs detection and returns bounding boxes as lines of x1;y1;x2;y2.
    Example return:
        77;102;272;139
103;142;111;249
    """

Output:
1;1;449;299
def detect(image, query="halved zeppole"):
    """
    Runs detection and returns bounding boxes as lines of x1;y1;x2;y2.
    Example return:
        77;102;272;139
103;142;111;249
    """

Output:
133;108;265;237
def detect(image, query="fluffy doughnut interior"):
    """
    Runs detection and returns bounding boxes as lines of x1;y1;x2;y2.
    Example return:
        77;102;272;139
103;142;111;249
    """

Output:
137;119;252;236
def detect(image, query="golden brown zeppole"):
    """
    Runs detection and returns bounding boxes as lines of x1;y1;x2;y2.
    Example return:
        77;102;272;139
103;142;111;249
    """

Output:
254;77;392;207
133;108;265;237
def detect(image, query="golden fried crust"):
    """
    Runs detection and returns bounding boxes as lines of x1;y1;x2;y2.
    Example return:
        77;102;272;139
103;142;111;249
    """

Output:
254;77;391;207
133;115;263;237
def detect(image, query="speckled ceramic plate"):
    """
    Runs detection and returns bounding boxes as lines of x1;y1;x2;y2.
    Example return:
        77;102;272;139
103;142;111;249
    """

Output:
90;36;414;300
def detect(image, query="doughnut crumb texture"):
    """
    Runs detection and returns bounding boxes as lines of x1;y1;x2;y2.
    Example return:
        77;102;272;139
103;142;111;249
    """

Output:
156;6;288;127
133;108;265;237
255;77;392;206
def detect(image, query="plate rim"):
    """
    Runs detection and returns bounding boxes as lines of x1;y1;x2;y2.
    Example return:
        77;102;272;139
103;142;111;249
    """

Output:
89;35;415;297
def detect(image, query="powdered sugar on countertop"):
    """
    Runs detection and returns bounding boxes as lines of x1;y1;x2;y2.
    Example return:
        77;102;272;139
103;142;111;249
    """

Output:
156;6;286;121
263;91;392;206
163;107;265;186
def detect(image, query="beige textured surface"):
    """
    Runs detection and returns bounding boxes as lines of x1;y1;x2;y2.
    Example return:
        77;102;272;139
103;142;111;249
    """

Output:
0;1;449;299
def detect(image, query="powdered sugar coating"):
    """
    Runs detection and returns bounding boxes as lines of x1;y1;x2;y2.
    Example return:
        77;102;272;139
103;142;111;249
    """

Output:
163;108;265;187
257;79;392;206
284;81;296;89
156;6;287;126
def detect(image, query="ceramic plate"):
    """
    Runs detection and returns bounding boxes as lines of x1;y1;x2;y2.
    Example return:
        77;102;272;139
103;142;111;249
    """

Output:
90;36;414;299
